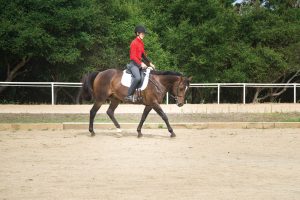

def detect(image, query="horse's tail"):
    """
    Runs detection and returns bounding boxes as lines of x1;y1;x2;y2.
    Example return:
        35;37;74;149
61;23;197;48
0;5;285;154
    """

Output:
77;72;99;103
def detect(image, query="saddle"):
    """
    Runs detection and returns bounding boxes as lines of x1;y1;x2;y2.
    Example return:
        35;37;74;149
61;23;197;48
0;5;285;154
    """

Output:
121;64;151;102
121;65;151;101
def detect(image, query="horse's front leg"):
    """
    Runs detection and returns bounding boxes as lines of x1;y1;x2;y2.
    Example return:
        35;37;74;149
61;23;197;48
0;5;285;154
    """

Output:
89;102;102;136
137;106;152;138
153;104;176;137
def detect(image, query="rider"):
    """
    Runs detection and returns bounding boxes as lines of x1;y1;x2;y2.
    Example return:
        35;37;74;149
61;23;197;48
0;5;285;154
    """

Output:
124;25;155;102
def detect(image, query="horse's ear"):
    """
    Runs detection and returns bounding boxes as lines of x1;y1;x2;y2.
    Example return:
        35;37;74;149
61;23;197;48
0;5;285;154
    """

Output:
188;76;192;81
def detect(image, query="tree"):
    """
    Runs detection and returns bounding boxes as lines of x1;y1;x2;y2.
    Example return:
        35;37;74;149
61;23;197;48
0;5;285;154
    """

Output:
0;0;110;94
149;0;239;82
1;0;299;103
236;0;300;102
103;0;173;70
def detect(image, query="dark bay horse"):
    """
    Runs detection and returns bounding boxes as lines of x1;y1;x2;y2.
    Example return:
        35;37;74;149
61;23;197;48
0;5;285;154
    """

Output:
80;69;191;137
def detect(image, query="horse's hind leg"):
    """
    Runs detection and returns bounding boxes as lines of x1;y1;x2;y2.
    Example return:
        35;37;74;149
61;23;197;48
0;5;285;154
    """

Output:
106;98;121;131
89;102;102;136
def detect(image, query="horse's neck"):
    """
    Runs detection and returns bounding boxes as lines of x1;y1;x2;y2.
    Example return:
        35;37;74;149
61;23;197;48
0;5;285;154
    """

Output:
157;75;179;91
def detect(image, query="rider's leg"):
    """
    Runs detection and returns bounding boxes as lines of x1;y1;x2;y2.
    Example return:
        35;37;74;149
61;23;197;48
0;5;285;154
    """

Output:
125;65;141;101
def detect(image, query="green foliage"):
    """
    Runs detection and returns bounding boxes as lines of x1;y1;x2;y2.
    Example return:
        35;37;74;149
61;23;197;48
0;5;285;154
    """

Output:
0;0;299;103
0;0;107;62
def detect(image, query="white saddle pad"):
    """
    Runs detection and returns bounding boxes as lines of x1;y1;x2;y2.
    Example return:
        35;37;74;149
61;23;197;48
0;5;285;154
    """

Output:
121;68;151;91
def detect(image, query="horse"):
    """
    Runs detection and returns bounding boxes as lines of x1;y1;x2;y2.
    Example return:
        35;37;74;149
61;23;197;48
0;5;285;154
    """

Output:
79;68;191;137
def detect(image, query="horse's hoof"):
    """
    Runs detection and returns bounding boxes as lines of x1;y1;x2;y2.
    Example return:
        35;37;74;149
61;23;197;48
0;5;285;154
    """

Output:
90;131;95;137
116;128;122;133
170;133;176;138
137;133;143;138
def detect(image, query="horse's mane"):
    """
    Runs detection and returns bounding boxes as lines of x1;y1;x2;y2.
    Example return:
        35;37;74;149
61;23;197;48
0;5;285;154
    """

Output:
150;70;182;76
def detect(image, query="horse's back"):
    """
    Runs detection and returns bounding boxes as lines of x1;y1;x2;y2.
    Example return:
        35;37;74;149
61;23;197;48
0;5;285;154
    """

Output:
95;69;122;82
93;69;124;100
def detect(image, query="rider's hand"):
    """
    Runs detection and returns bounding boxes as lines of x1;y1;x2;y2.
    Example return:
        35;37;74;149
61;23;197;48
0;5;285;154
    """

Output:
141;62;148;69
149;62;156;70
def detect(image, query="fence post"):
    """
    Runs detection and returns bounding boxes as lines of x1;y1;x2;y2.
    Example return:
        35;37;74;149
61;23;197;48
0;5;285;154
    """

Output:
294;84;297;104
243;84;246;104
217;84;220;104
166;92;169;105
51;83;55;105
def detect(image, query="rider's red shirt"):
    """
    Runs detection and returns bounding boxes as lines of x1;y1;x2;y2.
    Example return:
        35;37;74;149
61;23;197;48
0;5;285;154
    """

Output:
130;36;145;67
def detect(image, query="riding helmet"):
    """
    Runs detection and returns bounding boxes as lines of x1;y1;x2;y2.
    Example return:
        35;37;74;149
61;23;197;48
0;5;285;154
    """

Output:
134;25;147;34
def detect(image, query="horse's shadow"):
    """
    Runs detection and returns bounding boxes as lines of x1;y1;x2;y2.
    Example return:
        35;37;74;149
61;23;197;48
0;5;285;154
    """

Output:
75;130;171;139
110;132;171;139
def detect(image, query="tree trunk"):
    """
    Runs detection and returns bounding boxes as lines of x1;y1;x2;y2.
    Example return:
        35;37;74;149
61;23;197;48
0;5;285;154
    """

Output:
252;70;300;103
252;87;261;103
0;56;30;94
61;87;77;104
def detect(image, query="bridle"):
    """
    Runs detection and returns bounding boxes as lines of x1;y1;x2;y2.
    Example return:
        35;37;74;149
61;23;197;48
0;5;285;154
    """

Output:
169;78;188;101
149;75;188;101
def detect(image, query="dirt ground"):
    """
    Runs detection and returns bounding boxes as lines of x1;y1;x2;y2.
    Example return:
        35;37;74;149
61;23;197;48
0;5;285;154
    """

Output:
0;129;300;200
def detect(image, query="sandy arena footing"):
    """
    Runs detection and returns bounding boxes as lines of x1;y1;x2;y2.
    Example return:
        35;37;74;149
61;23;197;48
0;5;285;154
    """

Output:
0;129;299;200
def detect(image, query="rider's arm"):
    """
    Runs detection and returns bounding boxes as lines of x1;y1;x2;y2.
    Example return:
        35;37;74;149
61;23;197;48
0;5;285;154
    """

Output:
142;53;155;69
142;53;151;66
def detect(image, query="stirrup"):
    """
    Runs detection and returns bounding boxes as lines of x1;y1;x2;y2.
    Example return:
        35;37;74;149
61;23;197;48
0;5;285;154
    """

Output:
124;95;135;102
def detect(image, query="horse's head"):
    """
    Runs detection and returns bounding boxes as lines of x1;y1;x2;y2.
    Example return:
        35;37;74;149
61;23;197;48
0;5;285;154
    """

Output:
171;76;192;107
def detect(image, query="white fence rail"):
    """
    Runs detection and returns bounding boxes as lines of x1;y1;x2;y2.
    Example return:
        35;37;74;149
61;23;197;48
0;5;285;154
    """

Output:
190;83;300;104
0;82;81;105
0;82;299;105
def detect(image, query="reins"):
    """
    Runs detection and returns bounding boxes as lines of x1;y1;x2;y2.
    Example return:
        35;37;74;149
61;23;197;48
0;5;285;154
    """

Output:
149;74;183;100
168;79;183;100
148;77;163;94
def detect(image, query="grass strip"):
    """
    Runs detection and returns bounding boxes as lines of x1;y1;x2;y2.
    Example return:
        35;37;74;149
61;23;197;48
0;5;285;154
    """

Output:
0;113;299;123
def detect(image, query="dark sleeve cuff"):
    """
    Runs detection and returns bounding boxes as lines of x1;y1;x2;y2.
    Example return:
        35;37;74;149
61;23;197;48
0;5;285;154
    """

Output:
142;53;151;64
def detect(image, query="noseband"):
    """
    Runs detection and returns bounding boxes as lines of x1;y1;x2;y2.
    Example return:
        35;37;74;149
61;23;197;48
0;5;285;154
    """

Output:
169;79;187;101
